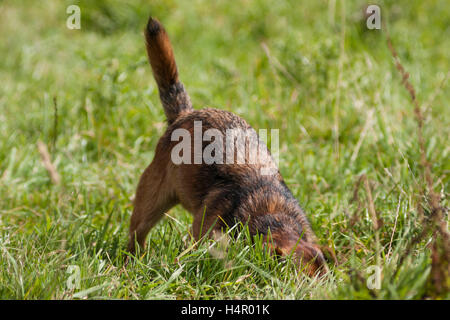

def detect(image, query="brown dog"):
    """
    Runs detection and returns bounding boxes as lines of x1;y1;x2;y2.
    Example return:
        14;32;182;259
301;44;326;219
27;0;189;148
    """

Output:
127;17;327;276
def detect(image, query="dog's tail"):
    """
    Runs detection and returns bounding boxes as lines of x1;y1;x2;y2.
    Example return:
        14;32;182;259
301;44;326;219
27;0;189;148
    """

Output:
144;17;193;124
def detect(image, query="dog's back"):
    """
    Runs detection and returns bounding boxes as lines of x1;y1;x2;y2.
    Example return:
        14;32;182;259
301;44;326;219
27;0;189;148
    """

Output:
128;17;327;276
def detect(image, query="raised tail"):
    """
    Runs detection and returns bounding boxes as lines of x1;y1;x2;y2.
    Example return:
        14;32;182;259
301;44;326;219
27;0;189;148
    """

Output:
144;17;193;124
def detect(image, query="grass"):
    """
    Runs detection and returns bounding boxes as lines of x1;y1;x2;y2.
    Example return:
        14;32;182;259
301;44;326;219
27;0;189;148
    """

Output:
0;0;449;299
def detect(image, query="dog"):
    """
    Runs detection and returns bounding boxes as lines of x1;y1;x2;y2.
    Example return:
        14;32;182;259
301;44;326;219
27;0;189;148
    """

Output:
127;17;327;276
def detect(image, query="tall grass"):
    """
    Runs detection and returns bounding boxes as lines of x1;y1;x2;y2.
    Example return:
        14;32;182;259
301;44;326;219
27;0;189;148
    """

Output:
0;0;448;299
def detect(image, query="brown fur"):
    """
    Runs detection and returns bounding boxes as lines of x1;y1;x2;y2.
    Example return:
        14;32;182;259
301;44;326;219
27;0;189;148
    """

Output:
127;17;327;277
144;18;192;124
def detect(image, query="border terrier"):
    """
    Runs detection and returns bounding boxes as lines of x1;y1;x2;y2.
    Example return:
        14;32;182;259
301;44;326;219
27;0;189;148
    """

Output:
127;17;327;276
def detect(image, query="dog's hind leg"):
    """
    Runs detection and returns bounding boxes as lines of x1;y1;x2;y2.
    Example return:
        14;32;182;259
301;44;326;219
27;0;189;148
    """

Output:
127;146;178;255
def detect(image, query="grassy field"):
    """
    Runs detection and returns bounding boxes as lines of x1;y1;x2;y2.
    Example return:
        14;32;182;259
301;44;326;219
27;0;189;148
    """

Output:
0;0;448;299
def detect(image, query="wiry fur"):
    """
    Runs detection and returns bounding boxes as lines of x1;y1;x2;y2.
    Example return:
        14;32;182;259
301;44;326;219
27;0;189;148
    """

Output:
128;17;327;276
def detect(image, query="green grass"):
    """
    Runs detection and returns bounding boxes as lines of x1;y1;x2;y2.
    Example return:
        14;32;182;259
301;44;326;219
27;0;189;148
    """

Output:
0;0;448;299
